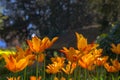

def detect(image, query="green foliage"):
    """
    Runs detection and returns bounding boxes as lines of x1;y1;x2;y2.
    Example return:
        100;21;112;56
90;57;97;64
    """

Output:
96;22;120;59
0;13;8;30
89;0;120;31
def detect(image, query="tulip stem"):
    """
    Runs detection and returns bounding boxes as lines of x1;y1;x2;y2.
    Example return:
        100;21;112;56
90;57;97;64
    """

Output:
77;67;81;79
43;55;46;80
74;68;77;80
36;54;39;80
84;69;87;80
24;67;27;80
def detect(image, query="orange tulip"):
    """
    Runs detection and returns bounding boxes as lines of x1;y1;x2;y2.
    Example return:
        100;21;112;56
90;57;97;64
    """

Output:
2;54;32;73
15;47;35;66
78;53;96;70
92;49;103;57
7;76;20;80
60;47;81;63
111;43;120;54
111;59;120;70
51;56;65;63
30;76;41;80
104;62;118;72
94;56;109;66
27;36;58;53
37;53;45;63
82;43;99;54
60;77;66;80
104;59;120;72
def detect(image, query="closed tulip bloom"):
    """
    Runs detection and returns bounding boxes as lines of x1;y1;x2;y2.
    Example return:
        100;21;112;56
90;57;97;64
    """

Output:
37;53;45;63
75;32;99;54
75;32;87;51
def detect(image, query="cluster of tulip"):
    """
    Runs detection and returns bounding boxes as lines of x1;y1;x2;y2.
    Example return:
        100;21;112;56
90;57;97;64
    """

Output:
1;32;120;80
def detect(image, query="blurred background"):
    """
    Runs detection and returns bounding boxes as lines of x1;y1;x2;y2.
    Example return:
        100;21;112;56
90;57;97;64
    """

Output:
0;0;120;49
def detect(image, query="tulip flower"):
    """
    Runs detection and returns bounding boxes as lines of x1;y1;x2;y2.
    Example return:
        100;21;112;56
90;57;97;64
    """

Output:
104;59;120;72
94;56;109;66
78;51;100;70
16;47;35;66
2;54;32;73
62;61;76;74
27;36;58;53
75;32;99;54
60;47;81;63
30;76;41;80
46;62;62;74
111;43;120;54
37;53;45;63
7;76;20;80
75;32;87;51
104;63;118;72
46;57;64;74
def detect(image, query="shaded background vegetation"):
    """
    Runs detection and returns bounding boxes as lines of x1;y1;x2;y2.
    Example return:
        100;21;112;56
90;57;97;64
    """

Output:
0;0;120;48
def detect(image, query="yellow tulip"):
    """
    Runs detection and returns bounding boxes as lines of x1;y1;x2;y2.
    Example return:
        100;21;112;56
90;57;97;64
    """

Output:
46;57;65;74
46;62;63;74
75;32;99;54
75;32;87;51
62;61;76;74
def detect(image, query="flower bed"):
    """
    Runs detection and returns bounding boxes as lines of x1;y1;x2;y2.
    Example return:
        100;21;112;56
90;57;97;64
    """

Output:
0;30;120;80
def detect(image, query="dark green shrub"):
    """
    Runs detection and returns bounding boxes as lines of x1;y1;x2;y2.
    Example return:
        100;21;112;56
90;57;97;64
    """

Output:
96;22;120;60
